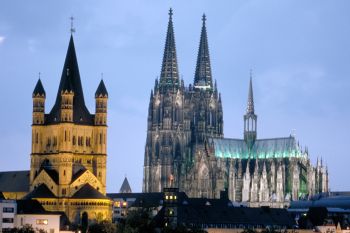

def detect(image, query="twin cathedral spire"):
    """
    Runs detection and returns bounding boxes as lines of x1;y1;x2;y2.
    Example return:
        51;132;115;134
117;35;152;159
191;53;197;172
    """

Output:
158;9;214;92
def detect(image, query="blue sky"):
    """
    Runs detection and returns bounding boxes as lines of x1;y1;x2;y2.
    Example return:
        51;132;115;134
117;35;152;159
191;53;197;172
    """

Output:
0;0;349;192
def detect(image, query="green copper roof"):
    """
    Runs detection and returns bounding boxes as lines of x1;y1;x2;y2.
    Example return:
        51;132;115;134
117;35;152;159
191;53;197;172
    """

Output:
210;136;307;159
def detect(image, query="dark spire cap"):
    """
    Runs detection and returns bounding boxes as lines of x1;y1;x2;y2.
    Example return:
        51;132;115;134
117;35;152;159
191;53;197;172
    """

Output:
33;79;46;97
95;79;108;97
119;177;132;193
46;35;93;125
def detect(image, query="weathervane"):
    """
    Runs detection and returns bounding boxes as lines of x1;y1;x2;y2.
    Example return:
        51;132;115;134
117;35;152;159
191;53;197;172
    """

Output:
70;16;76;34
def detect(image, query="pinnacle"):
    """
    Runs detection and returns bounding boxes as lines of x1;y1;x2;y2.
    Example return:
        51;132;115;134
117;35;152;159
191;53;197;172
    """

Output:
246;75;255;114
159;8;180;91
194;14;212;90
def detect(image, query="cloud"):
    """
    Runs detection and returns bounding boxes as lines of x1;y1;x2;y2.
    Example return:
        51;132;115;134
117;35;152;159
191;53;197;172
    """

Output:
0;36;5;44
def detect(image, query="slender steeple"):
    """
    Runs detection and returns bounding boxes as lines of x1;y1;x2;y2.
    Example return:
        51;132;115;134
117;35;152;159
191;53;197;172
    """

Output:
46;35;93;125
246;73;254;114
244;72;257;150
194;14;212;90
159;8;180;92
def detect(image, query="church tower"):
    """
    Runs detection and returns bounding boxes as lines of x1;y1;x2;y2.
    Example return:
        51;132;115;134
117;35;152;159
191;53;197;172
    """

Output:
192;14;223;144
244;75;257;151
29;34;111;224
143;9;191;192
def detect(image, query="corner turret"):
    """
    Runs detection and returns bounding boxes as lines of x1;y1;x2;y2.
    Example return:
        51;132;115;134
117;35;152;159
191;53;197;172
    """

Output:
95;79;108;125
32;78;46;125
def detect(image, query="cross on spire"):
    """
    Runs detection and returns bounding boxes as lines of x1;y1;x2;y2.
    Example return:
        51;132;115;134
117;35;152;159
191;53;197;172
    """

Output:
38;72;41;80
169;8;173;19
70;16;76;34
202;14;206;23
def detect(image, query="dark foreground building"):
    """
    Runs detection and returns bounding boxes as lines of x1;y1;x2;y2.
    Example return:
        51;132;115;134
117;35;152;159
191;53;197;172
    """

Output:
108;187;295;230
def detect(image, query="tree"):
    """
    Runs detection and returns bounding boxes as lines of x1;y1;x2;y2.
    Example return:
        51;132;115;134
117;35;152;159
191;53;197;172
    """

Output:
10;224;46;233
116;209;155;233
89;220;117;233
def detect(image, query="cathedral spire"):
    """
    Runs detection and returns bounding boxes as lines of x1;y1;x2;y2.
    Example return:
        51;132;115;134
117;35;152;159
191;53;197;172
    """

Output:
194;14;212;90
246;72;254;114
244;73;257;149
159;8;180;92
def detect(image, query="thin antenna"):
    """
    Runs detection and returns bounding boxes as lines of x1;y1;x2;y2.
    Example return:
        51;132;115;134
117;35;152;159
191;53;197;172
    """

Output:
70;16;76;34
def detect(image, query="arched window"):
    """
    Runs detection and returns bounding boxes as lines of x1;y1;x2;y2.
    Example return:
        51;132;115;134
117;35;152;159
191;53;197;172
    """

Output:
155;141;160;158
175;142;181;159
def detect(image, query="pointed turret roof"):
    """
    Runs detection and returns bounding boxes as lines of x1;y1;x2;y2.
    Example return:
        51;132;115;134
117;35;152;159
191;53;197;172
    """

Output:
46;35;93;125
159;8;180;91
33;79;46;97
194;14;212;90
119;177;132;193
246;75;255;115
95;79;108;97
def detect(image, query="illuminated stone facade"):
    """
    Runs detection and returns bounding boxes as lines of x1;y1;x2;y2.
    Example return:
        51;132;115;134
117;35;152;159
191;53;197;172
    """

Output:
143;10;329;207
29;35;112;223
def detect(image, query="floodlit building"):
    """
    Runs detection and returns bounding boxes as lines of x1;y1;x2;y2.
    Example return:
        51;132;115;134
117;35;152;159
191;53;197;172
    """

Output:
143;9;328;207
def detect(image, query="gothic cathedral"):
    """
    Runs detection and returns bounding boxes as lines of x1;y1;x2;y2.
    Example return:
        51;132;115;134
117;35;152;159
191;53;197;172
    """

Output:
143;9;328;207
29;35;112;223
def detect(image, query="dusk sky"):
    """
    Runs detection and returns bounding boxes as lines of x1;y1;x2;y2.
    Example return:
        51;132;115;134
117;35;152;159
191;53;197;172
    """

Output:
0;0;349;192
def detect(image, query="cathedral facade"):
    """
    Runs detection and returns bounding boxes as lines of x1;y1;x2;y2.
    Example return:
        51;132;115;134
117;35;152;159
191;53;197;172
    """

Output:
29;35;112;223
143;10;328;207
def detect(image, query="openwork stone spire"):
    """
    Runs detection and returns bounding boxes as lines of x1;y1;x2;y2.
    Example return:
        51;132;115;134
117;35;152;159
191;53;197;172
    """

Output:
244;73;257;149
194;14;212;90
246;73;255;114
159;8;179;91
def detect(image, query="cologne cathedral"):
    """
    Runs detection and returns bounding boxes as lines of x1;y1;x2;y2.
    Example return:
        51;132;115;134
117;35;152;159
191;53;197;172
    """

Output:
143;9;329;207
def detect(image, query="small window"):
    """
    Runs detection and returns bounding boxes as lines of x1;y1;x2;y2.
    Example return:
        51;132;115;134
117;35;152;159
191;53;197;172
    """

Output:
36;219;48;225
3;207;14;213
2;218;14;223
